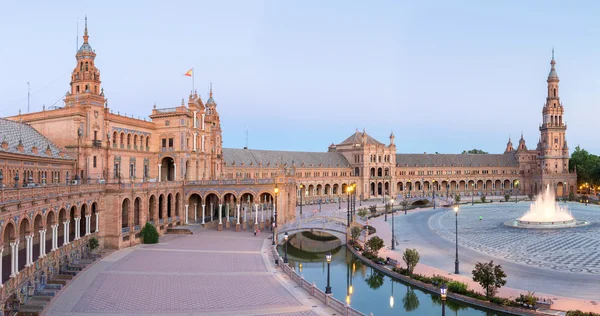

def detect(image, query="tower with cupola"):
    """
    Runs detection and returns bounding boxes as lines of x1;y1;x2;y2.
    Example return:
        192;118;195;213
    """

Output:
204;85;224;179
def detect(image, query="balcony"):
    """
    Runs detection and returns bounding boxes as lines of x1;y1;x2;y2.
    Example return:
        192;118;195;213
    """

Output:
92;140;102;147
121;227;130;234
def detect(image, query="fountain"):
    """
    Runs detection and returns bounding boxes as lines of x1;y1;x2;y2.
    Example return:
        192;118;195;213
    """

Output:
505;184;588;229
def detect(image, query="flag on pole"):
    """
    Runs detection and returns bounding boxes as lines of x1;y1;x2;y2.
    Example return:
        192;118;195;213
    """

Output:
184;69;193;77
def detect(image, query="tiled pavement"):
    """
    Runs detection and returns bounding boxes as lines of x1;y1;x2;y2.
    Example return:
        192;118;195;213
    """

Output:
44;226;332;316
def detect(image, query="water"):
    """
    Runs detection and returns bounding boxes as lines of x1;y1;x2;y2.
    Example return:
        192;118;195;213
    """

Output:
280;245;507;316
519;184;574;222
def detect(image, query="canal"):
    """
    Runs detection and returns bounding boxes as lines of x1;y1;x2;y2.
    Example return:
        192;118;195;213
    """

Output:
279;243;508;316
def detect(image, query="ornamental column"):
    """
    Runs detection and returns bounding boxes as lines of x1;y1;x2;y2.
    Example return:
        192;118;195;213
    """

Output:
158;164;162;182
236;204;240;232
74;218;80;240
173;163;177;181
194;203;198;222
39;230;44;258
193;132;197;151
254;204;259;225
184;204;189;224
10;241;17;278
218;204;223;231
63;221;69;245
95;212;99;233
51;225;58;251
25;235;32;267
201;204;205;224
85;215;91;236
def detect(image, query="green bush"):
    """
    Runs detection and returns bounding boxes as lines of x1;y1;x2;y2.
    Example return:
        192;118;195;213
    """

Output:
431;274;451;286
392;267;408;275
447;281;468;295
140;222;159;244
480;196;486;203
88;237;99;251
566;311;600;316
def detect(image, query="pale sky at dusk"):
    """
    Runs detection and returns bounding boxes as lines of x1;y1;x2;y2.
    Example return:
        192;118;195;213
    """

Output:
1;1;599;154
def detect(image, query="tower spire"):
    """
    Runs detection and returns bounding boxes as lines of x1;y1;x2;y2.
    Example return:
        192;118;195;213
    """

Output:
83;16;89;44
209;82;213;98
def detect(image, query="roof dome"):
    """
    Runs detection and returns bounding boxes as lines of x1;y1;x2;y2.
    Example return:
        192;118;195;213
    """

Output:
206;96;216;105
78;43;93;54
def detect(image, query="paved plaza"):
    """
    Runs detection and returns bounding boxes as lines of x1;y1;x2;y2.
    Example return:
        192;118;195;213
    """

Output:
45;226;333;316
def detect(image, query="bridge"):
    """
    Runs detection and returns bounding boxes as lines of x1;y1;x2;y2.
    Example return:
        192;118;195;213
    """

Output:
276;215;350;244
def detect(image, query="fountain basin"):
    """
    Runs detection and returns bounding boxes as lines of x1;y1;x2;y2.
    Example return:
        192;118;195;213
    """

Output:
504;218;589;229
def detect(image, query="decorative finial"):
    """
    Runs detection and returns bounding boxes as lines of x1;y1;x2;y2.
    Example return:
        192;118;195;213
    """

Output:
209;82;213;98
83;16;89;44
181;98;184;105
552;47;555;60
153;102;156;109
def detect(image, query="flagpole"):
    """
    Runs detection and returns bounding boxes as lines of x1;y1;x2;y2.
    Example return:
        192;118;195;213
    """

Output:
192;67;195;93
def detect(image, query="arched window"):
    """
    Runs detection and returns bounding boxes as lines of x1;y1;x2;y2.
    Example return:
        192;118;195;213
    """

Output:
80;62;83;71
553;88;556;97
85;62;89;71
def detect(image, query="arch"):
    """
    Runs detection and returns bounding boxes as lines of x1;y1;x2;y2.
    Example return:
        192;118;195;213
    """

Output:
370;182;375;195
206;193;221;220
134;197;141;226
91;202;98;233
133;134;138;149
58;208;66;245
188;193;202;223
316;184;322;196
397;182;404;191
377;182;382;196
139;135;144;150
80;204;87;239
33;214;43;262
3;222;16;282
324;184;331;195
354;167;360;177
384;182;389;196
222;192;237;219
414;181;421;192
468;180;475;191
370;168;375;177
495;180;502;191
18;217;30;272
384;168;389;177
513;179;520;190
112;131;117;146
120;132;124;147
450;180;457;192
126;133;132;147
485;180;493;191
341;183;348;194
332;184;339;195
69;206;77;242
504;179;511;189
158;194;164;219
377;168;382;177
167;194;173;219
160;157;175;181
557;182;564;197
149;195;157;223
122;198;130;229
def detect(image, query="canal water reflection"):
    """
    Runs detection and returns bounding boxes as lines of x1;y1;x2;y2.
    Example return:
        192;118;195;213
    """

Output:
279;244;506;316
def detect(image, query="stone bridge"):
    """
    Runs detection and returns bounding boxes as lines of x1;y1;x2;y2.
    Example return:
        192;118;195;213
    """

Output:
276;215;349;244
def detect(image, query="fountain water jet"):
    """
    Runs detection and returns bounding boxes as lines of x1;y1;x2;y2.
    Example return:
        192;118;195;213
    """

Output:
505;184;588;229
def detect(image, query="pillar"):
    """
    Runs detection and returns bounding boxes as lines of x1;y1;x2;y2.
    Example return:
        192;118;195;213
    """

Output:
254;204;259;225
194;203;198;222
39;230;44;258
0;248;3;286
201;135;205;152
201;113;205;130
236;204;240;225
85;215;91;236
193;132;197;151
185;204;189;224
193;110;198;128
10;241;17;278
63;221;69;245
173;163;177;181
201;204;205;224
51;225;58;251
210;202;213;222
218;204;223;231
75;218;80;240
95;212;99;233
158;164;162;182
25;235;31;267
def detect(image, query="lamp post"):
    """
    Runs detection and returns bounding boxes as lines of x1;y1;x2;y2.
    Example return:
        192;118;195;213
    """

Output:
271;222;276;245
299;184;303;217
283;232;289;263
453;205;459;274
407;180;411;198
446;181;449;199
325;252;332;294
274;186;279;227
422;178;425;197
440;284;447;316
346;186;353;227
515;180;519;203
471;183;474;205
391;198;396;250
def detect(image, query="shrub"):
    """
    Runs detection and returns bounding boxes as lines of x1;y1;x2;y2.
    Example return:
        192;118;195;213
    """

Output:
480;196;486;203
504;193;511;202
454;194;461;204
569;191;575;201
88;237;99;251
369;205;377;216
140;222;159;244
350;226;361;241
357;208;368;218
566;311;600;316
447;281;468;295
403;248;420;275
430;274;451;286
393;267;408;275
528;193;535;201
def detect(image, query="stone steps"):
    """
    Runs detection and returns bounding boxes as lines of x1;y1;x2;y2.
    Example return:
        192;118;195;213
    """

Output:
166;228;193;235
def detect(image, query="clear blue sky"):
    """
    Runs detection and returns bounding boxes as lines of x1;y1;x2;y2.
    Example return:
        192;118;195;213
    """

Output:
1;1;598;154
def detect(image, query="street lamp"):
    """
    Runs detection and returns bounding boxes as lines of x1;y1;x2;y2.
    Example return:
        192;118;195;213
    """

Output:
453;206;459;274
433;180;437;209
271;222;276;245
407;180;411;198
299;184;303;217
274;186;279;227
325;252;332;294
440;284;447;316
471;183;474;205
422;178;425;197
391;198;396;250
283;232;289;263
346;185;353;227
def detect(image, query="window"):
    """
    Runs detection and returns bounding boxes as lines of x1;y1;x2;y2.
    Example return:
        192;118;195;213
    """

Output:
130;163;135;178
93;156;97;168
94;131;98;140
114;163;120;178
76;86;80;93
168;138;174;147
162;139;167;148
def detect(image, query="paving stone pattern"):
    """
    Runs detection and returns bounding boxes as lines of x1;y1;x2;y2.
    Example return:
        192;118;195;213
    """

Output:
430;202;600;274
45;228;319;316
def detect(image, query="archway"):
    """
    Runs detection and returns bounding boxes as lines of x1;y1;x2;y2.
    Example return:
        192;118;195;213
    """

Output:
18;218;30;272
557;182;564;197
160;157;175;181
239;193;254;224
33;214;43;263
69;206;77;242
370;182;375;196
149;195;157;224
206;193;221;221
175;193;181;218
134;198;141;227
91;203;98;233
167;194;173;219
46;211;55;253
3;222;16;283
223;193;237;219
122;199;130;230
259;192;274;222
332;184;339;195
324;184;331;195
158;194;164;220
58;209;66;245
80;204;87;237
377;182;382;196
188;194;202;223
486;180;493;192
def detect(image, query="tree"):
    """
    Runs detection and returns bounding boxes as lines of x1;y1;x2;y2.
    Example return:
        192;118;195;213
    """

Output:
480;196;486;203
357;208;368;218
402;248;420;275
140;222;159;244
365;236;384;256
400;200;410;214
88;237;99;252
454;194;461;204
402;286;420;311
461;149;489;155
365;270;385;290
350;226;361;241
471;260;507;299
504;193;511;202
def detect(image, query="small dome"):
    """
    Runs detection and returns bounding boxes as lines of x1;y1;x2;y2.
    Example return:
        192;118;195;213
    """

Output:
206;96;216;105
78;43;93;54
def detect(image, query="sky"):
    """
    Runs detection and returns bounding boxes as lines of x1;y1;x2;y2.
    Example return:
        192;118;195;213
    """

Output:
1;0;599;154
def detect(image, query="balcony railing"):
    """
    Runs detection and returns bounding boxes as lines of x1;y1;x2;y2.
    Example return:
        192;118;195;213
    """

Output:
149;220;155;225
159;218;164;224
175;216;180;221
134;225;141;231
92;140;102;147
168;217;172;222
122;227;130;234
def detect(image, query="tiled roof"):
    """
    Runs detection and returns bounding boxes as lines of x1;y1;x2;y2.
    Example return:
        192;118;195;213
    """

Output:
396;153;518;167
338;131;383;146
0;118;71;160
223;148;350;168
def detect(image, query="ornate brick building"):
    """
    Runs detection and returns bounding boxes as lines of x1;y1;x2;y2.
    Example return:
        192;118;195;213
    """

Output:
0;20;576;310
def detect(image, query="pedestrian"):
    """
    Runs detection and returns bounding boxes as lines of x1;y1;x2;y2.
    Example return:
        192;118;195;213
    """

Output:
479;215;482;221
254;229;257;236
257;228;260;236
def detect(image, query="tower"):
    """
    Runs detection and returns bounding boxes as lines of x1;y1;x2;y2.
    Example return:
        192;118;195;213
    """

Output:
205;84;223;179
504;136;513;153
539;50;569;174
64;16;105;108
